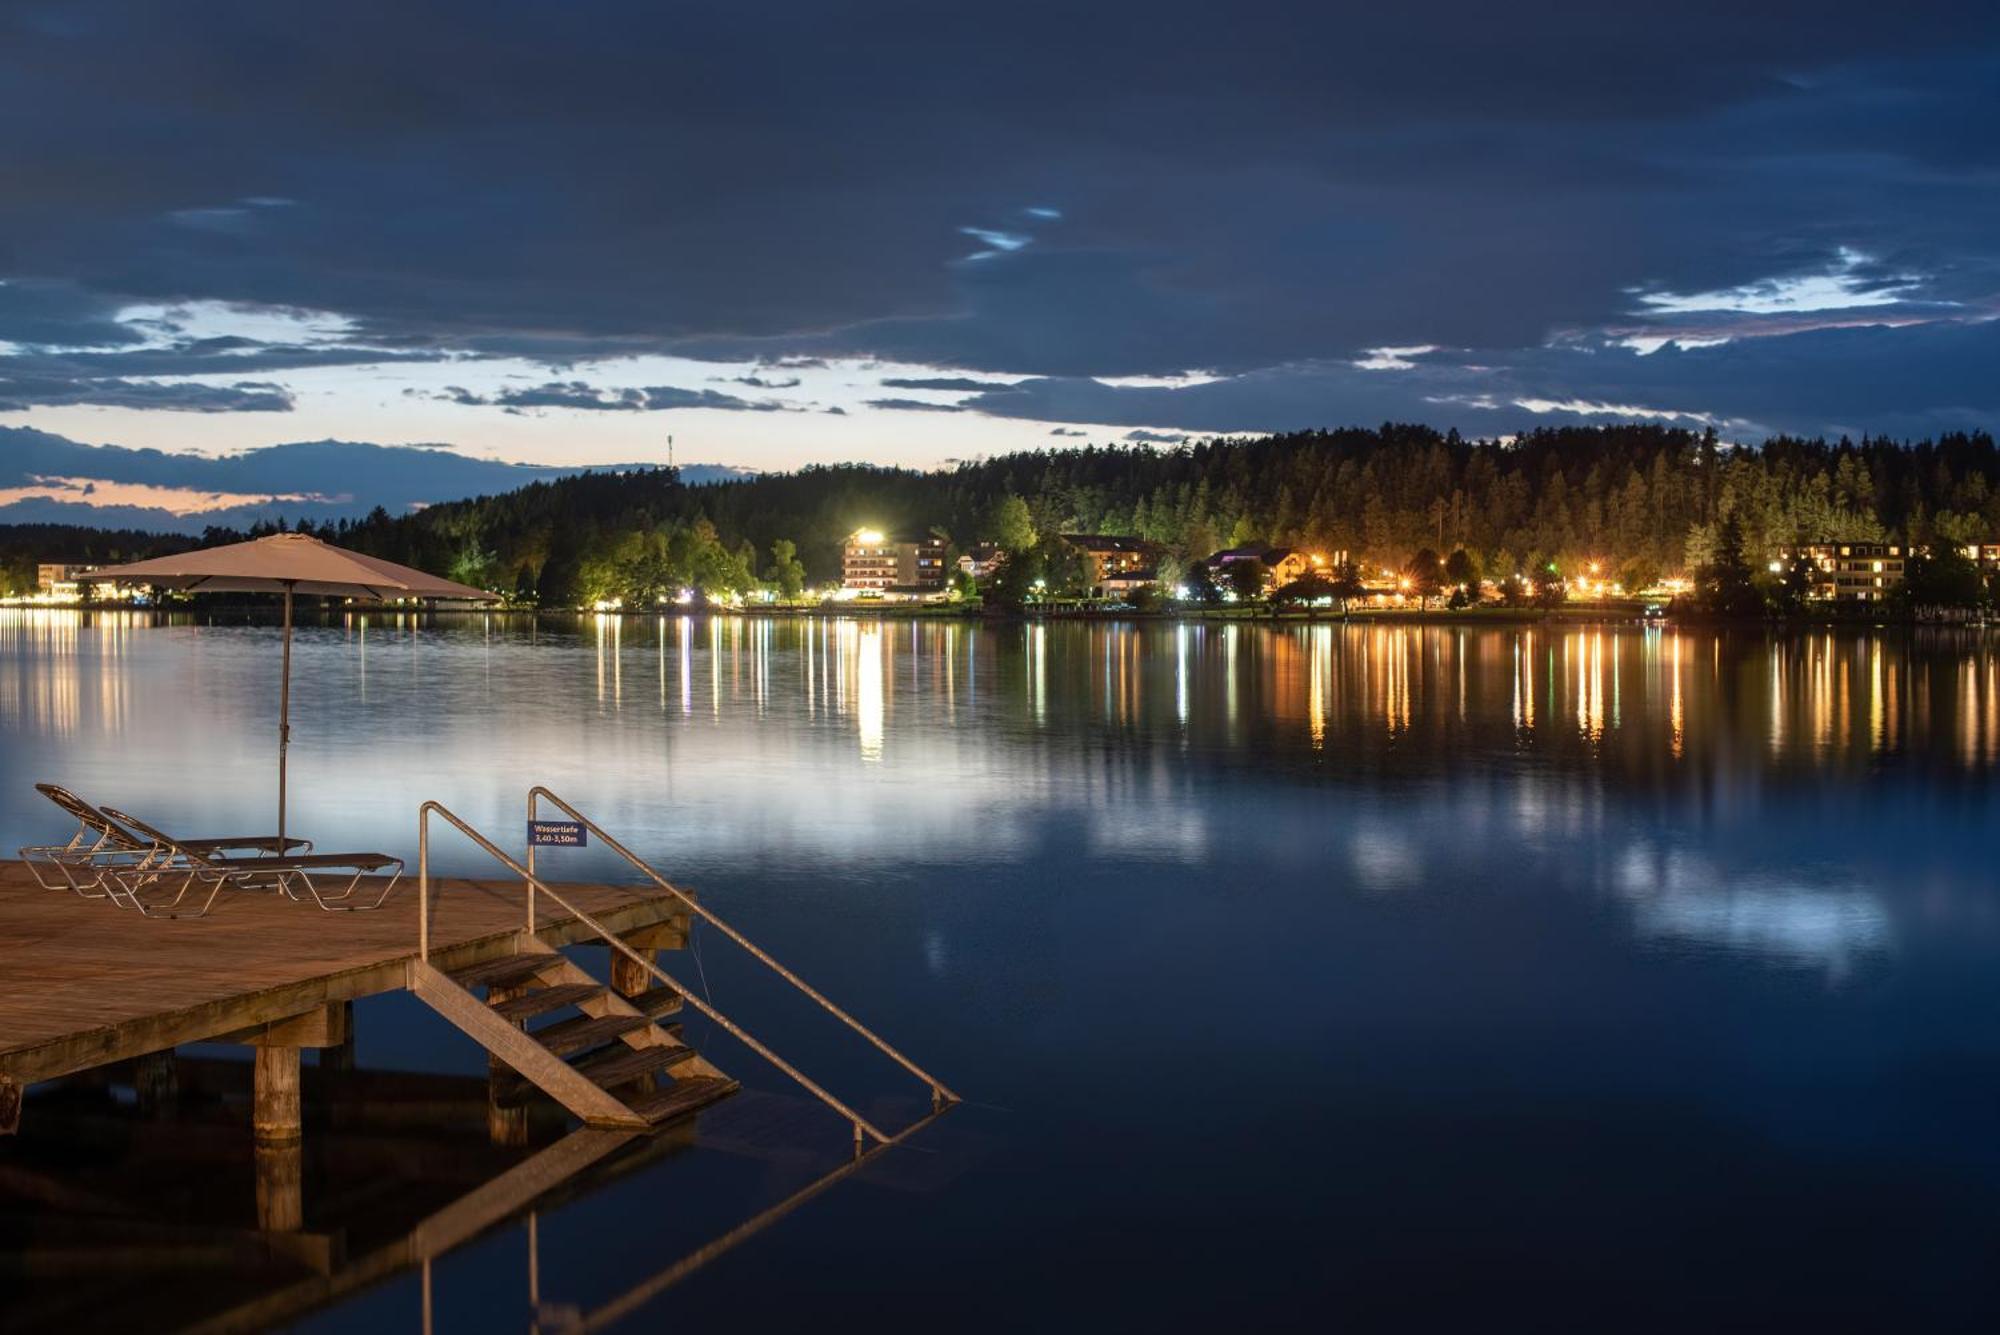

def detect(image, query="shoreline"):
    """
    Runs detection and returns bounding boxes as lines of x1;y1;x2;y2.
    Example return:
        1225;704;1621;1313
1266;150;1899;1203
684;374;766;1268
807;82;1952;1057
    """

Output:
25;600;1989;630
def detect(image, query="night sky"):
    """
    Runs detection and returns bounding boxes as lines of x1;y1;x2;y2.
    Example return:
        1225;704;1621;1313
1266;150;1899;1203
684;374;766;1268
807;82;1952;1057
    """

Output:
2;1;1997;482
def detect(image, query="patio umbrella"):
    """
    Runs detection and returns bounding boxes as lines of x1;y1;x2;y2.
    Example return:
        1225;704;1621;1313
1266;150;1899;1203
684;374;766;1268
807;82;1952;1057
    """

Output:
77;533;494;842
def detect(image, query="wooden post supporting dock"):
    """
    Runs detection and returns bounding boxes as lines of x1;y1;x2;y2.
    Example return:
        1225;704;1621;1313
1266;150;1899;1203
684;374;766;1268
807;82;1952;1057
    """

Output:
134;1049;179;1117
256;1138;305;1232
323;1001;358;1072
254;1045;303;1144
0;1077;18;1137
610;948;654;1000
253;1047;305;1231
611;922;688;1005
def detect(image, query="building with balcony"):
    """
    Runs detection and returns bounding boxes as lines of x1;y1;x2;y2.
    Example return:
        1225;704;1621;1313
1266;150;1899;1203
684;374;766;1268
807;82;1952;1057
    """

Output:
841;530;949;593
1059;535;1163;593
1786;541;1908;601
1059;535;1164;597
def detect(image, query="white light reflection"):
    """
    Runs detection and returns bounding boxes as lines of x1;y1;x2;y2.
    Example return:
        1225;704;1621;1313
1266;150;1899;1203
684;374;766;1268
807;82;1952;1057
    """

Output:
857;621;885;761
1614;844;1891;983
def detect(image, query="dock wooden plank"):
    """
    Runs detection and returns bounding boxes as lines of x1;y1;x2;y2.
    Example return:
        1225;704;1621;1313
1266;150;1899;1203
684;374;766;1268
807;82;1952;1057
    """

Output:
0;860;688;1085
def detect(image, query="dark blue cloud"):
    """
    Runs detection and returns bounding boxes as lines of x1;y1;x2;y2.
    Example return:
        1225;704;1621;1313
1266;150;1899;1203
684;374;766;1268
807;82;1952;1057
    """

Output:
0;374;292;413
951;318;2000;442
0;3;1995;441
865;398;969;413
878;376;1020;393
640;386;795;413
418;381;796;413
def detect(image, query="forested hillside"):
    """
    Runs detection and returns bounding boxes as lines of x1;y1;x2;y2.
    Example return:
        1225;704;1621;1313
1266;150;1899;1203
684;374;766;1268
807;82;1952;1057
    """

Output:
0;524;192;595
335;424;2000;602
10;424;1999;604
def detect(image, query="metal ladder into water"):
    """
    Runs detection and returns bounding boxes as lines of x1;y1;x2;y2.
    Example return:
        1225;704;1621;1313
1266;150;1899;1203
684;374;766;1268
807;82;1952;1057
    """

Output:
407;788;959;1142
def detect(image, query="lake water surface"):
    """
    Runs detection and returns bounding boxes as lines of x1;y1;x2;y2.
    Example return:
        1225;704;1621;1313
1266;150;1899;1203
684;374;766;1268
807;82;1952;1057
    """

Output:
4;611;2000;1330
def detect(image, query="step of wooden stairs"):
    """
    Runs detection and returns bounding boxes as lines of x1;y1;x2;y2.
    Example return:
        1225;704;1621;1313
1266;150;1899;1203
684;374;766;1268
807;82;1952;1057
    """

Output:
409;937;737;1131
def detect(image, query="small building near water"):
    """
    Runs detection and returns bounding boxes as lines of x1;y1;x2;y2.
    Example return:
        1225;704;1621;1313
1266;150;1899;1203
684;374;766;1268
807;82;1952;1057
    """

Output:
956;543;1006;581
1203;545;1315;591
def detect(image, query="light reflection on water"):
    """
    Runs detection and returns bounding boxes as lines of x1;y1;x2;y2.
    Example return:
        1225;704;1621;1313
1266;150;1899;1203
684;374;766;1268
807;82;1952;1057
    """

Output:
7;609;2000;1328
7;612;2000;951
6;611;2000;964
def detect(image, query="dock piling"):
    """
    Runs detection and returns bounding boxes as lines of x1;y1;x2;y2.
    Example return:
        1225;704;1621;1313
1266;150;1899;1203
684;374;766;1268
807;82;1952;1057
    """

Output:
254;1045;303;1144
135;1049;179;1117
323;1002;358;1072
256;1139;305;1232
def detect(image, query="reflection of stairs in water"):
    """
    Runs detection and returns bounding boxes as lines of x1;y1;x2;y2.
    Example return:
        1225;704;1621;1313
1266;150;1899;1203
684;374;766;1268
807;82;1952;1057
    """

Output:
413;940;739;1130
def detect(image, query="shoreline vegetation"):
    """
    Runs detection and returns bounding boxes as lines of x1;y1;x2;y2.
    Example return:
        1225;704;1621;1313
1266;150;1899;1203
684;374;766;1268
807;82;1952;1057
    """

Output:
8;423;2000;623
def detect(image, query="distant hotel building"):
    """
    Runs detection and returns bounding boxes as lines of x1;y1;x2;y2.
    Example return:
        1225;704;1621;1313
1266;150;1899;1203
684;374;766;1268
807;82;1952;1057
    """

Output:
37;562;96;593
1786;541;1909;602
1061;534;1162;597
842;529;949;593
1789;541;1906;602
1203;545;1316;590
1785;539;2000;602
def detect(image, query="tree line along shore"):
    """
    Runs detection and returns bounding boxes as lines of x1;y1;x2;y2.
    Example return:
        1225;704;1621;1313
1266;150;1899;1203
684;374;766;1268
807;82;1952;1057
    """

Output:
7;423;2000;617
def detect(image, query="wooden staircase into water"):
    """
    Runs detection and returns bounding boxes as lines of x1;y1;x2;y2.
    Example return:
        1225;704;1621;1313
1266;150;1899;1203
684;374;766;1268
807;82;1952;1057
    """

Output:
411;935;739;1130
401;789;960;1152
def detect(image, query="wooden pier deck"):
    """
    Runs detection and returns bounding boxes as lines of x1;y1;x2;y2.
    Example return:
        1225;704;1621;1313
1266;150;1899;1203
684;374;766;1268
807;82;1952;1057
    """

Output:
0;859;689;1091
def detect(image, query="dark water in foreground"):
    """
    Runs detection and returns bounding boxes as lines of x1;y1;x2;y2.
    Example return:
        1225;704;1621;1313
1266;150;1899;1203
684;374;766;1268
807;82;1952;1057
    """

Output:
4;610;2000;1331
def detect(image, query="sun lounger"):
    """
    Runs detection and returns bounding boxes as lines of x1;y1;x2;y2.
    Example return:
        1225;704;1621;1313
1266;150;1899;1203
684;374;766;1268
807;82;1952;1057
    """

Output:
100;806;403;918
18;783;311;901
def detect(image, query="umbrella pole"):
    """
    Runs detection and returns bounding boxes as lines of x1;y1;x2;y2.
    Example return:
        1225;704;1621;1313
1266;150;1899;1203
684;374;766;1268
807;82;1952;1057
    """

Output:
279;584;293;845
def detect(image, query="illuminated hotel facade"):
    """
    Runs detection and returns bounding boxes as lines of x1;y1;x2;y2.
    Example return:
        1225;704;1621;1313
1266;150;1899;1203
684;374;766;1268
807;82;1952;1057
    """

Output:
1061;534;1162;596
1789;542;1908;602
841;530;949;593
37;563;96;594
1784;539;2000;602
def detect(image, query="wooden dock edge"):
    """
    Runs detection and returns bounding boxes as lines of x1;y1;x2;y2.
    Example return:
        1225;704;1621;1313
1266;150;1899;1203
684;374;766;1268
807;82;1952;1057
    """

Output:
0;899;685;1088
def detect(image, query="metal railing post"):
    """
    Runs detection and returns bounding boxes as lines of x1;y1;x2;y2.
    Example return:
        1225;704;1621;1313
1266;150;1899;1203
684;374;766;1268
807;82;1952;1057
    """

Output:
525;791;537;936
418;803;431;961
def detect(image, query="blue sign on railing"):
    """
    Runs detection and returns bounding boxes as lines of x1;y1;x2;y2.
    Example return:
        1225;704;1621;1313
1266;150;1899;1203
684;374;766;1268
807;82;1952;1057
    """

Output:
528;820;587;848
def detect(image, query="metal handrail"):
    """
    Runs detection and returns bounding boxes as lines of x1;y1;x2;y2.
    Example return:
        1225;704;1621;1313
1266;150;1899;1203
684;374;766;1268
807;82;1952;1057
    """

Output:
417;800;891;1145
527;786;961;1107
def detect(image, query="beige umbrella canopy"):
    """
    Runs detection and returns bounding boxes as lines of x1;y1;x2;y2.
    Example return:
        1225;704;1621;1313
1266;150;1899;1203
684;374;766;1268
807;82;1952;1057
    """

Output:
78;533;494;841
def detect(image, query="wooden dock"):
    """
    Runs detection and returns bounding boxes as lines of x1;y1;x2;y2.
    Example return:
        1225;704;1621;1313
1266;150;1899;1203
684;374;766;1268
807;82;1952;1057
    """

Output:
0;847;964;1331
0;858;689;1100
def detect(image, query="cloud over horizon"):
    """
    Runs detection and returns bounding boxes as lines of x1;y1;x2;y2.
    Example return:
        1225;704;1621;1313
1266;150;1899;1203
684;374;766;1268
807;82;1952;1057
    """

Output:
0;1;1996;466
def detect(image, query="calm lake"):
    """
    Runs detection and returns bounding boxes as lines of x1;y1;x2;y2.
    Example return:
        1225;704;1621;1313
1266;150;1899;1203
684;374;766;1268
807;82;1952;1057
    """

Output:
4;610;2000;1330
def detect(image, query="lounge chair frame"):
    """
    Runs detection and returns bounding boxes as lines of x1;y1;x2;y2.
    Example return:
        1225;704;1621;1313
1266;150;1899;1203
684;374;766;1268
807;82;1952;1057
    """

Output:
19;784;310;901
101;806;403;918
